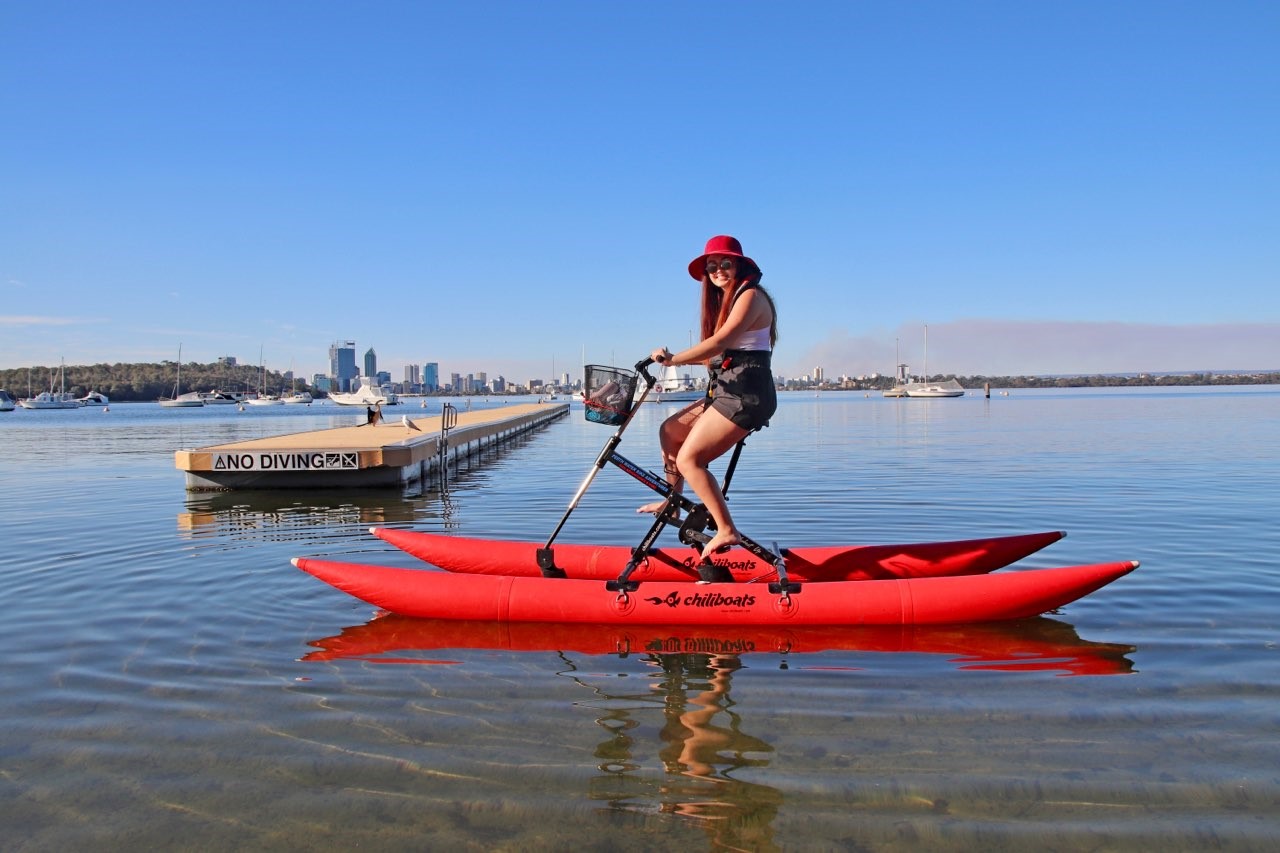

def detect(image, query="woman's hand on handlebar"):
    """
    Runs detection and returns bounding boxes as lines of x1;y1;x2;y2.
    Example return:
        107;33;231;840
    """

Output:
650;347;672;364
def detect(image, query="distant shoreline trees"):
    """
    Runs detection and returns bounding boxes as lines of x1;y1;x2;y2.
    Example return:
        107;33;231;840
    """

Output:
0;361;294;402
1;361;1276;402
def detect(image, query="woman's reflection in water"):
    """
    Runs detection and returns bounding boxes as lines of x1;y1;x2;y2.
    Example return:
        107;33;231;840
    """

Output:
591;652;783;851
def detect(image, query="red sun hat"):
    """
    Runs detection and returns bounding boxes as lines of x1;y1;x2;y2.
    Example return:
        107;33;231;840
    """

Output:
687;235;760;281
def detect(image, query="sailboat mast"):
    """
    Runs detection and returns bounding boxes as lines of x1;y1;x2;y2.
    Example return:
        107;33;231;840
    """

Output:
923;324;928;383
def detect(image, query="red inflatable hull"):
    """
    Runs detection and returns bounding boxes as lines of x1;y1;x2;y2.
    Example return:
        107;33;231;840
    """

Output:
368;528;1066;583
293;557;1137;626
302;615;1136;676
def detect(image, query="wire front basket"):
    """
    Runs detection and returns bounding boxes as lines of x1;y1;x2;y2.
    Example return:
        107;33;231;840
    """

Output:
583;364;638;426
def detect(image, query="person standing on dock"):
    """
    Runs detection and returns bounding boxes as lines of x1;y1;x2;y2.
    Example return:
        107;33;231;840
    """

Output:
639;235;778;559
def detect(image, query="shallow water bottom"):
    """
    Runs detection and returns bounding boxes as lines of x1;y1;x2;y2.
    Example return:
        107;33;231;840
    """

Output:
6;638;1278;852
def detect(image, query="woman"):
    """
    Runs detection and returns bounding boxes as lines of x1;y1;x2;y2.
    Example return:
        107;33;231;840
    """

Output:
639;235;778;560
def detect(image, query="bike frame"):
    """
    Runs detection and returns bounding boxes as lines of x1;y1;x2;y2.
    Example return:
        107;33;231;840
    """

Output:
537;358;795;594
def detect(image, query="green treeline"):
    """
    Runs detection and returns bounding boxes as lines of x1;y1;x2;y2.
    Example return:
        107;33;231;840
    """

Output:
0;362;300;402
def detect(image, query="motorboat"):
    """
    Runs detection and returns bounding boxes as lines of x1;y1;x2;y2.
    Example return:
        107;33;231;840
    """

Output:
78;391;110;406
282;391;314;405
200;390;248;405
328;381;399;406
1;389;19;411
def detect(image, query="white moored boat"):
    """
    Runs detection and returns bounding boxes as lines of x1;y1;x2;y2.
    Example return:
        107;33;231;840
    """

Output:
200;390;247;405
244;346;284;405
328;381;399;406
159;344;205;407
79;391;110;406
159;391;206;408
19;391;81;410
647;364;706;403
19;362;81;409
904;380;966;398
0;390;16;412
902;325;965;398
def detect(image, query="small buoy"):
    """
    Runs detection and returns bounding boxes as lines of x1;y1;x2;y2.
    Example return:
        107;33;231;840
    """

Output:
103;406;109;412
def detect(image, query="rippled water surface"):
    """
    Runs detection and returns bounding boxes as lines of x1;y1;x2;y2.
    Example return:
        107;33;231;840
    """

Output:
2;389;1278;851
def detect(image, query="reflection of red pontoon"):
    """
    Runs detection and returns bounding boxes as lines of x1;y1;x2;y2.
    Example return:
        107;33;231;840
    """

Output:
301;614;1136;677
369;528;1067;583
293;557;1137;626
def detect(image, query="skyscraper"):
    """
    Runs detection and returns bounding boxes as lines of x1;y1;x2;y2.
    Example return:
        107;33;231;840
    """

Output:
329;341;357;392
364;348;377;381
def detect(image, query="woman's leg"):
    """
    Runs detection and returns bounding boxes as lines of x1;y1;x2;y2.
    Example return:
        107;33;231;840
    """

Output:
637;401;705;514
674;406;749;558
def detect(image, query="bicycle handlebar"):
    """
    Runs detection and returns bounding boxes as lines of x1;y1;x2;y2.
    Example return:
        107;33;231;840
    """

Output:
635;357;657;387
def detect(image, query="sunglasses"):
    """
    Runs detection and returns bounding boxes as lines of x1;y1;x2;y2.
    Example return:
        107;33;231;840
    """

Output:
705;258;736;274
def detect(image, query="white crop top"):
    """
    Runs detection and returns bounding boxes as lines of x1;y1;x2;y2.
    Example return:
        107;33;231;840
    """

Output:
724;284;772;351
726;325;772;351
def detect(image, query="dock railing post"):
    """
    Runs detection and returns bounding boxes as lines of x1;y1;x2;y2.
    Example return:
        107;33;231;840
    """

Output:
439;403;458;489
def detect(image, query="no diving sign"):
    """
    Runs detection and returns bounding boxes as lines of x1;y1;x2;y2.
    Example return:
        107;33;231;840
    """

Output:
212;451;359;472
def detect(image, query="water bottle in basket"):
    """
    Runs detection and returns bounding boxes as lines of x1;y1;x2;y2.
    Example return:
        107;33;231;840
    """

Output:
583;365;638;426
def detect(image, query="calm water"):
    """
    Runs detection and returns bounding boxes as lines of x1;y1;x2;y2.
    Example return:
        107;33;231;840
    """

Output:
1;388;1277;851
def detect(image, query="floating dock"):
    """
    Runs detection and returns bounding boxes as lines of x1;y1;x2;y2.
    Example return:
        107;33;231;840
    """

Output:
174;402;570;490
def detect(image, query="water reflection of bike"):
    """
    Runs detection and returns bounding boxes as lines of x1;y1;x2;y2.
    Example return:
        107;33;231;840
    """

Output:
302;618;1135;848
588;652;782;850
302;617;1137;678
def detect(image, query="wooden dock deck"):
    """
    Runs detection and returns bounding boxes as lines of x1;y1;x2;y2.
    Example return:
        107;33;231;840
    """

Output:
174;402;570;490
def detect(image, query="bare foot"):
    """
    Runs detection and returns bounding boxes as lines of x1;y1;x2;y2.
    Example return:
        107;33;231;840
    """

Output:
637;501;679;517
700;529;741;560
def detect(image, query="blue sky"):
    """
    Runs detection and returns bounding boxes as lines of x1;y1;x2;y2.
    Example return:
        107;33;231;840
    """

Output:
2;0;1276;384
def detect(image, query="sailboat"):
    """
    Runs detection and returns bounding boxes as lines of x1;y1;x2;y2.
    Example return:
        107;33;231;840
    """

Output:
633;331;707;403
245;346;284;405
648;364;706;403
904;324;965;398
19;359;82;409
159;345;205;407
283;360;313;404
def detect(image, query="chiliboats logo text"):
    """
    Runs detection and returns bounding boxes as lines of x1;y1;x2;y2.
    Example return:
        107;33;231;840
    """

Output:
643;590;757;609
681;556;756;572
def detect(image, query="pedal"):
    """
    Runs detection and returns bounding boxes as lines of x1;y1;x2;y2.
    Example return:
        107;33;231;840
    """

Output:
677;505;712;547
698;562;734;584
